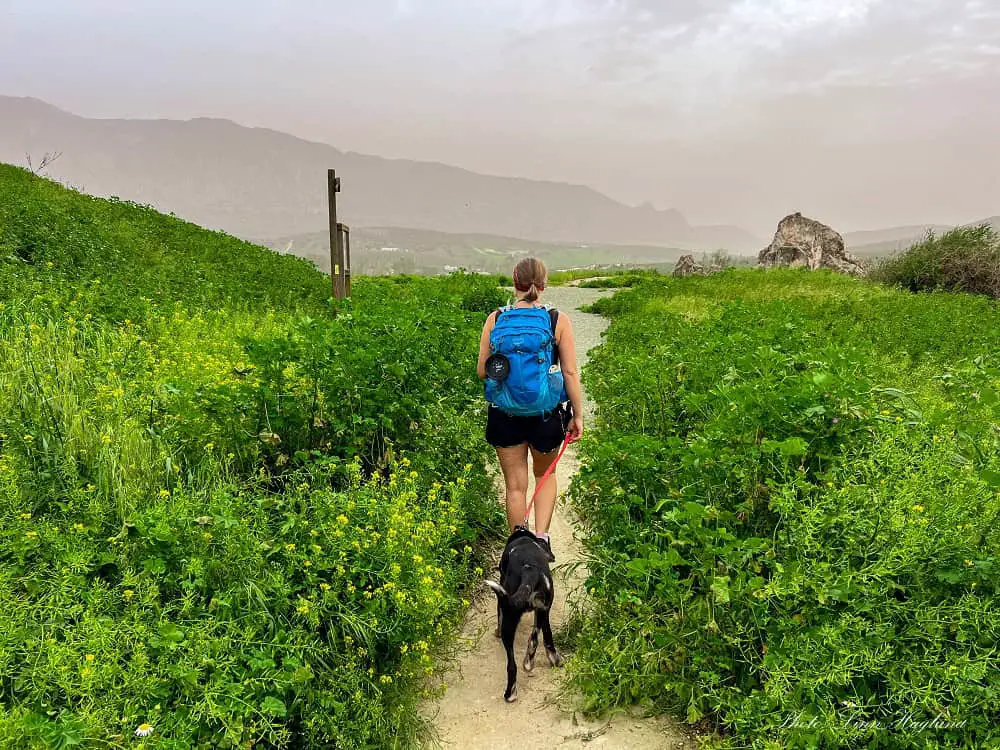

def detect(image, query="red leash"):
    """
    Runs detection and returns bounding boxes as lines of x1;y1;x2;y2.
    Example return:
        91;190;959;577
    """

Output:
523;432;576;527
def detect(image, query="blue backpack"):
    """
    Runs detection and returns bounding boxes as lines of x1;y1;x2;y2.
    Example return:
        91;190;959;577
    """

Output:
484;305;566;417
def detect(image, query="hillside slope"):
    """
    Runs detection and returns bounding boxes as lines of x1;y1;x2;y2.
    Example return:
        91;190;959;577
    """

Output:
0;164;508;748
0;161;328;316
0;96;759;251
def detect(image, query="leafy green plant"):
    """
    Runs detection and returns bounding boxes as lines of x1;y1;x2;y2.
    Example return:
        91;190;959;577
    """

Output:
570;269;1000;749
0;164;506;748
872;223;1000;299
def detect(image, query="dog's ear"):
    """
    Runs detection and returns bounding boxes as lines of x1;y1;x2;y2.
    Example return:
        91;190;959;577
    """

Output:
485;580;508;601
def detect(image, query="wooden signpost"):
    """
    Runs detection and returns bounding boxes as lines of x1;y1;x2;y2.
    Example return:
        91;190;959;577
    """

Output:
327;169;351;300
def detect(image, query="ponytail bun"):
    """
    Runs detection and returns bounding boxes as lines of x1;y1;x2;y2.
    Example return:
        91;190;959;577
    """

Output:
513;257;548;301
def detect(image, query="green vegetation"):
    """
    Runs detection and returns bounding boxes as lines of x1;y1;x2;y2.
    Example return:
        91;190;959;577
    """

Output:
577;271;662;289
545;268;661;286
0;164;506;748
570;269;1000;748
8;159;999;749
264;227;696;278
872;223;1000;299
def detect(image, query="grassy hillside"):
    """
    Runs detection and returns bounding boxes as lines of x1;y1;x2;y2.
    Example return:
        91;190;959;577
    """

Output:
571;270;1000;749
0;164;506;748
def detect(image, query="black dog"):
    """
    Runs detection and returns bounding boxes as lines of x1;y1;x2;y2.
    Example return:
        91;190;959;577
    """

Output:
485;527;564;702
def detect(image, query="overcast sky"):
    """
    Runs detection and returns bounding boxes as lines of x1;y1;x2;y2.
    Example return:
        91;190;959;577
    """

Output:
2;0;999;234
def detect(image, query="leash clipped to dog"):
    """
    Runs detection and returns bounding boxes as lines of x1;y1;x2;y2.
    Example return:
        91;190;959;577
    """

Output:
523;431;576;528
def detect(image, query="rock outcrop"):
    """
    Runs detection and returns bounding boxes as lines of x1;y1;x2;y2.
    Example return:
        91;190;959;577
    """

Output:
758;213;867;276
673;254;704;277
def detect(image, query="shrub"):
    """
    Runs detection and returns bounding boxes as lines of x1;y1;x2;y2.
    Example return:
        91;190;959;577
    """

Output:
571;270;1000;749
872;224;1000;299
0;164;507;747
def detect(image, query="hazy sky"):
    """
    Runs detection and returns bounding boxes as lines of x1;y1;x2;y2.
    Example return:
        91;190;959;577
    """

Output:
2;0;999;234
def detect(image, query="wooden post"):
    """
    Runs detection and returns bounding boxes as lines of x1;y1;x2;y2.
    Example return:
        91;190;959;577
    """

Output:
327;169;343;300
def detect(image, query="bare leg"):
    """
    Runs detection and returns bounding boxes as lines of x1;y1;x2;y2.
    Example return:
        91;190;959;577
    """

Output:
529;446;559;535
496;444;530;531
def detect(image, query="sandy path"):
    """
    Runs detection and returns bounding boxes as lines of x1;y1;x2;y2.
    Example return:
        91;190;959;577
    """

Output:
422;287;695;750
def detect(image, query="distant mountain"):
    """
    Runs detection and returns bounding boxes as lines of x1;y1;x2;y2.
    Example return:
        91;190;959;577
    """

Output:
847;216;999;258
0;96;760;252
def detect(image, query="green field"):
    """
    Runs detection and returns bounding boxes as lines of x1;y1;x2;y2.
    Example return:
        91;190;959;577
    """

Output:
261;226;755;277
0;164;506;748
3;161;999;750
570;269;1000;748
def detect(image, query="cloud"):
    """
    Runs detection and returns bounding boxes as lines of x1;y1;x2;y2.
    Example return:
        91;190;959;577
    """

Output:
500;0;1000;130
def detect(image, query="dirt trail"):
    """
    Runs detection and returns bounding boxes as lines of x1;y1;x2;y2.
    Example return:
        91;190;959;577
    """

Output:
422;288;694;750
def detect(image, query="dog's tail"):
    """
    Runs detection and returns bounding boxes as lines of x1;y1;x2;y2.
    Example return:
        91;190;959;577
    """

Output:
485;580;508;601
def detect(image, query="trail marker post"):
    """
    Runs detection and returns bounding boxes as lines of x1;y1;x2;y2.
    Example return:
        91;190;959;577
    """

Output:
327;169;348;300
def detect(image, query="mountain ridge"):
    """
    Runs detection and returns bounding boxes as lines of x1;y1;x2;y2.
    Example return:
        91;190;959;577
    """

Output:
0;96;758;251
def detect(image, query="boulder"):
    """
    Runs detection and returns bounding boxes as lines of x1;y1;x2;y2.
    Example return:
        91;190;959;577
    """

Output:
758;213;867;276
673;254;704;277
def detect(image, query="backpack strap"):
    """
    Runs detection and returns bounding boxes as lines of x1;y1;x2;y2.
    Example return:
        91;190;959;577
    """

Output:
548;308;560;367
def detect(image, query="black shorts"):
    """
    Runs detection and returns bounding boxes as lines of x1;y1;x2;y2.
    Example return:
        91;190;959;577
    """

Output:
486;403;571;453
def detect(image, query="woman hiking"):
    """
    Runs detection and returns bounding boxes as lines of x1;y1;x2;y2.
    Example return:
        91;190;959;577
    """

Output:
477;258;584;558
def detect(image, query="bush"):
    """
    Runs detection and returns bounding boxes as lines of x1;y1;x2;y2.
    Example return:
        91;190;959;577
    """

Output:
872;224;1000;299
0;165;508;747
0;461;494;748
578;272;659;289
570;270;1000;749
